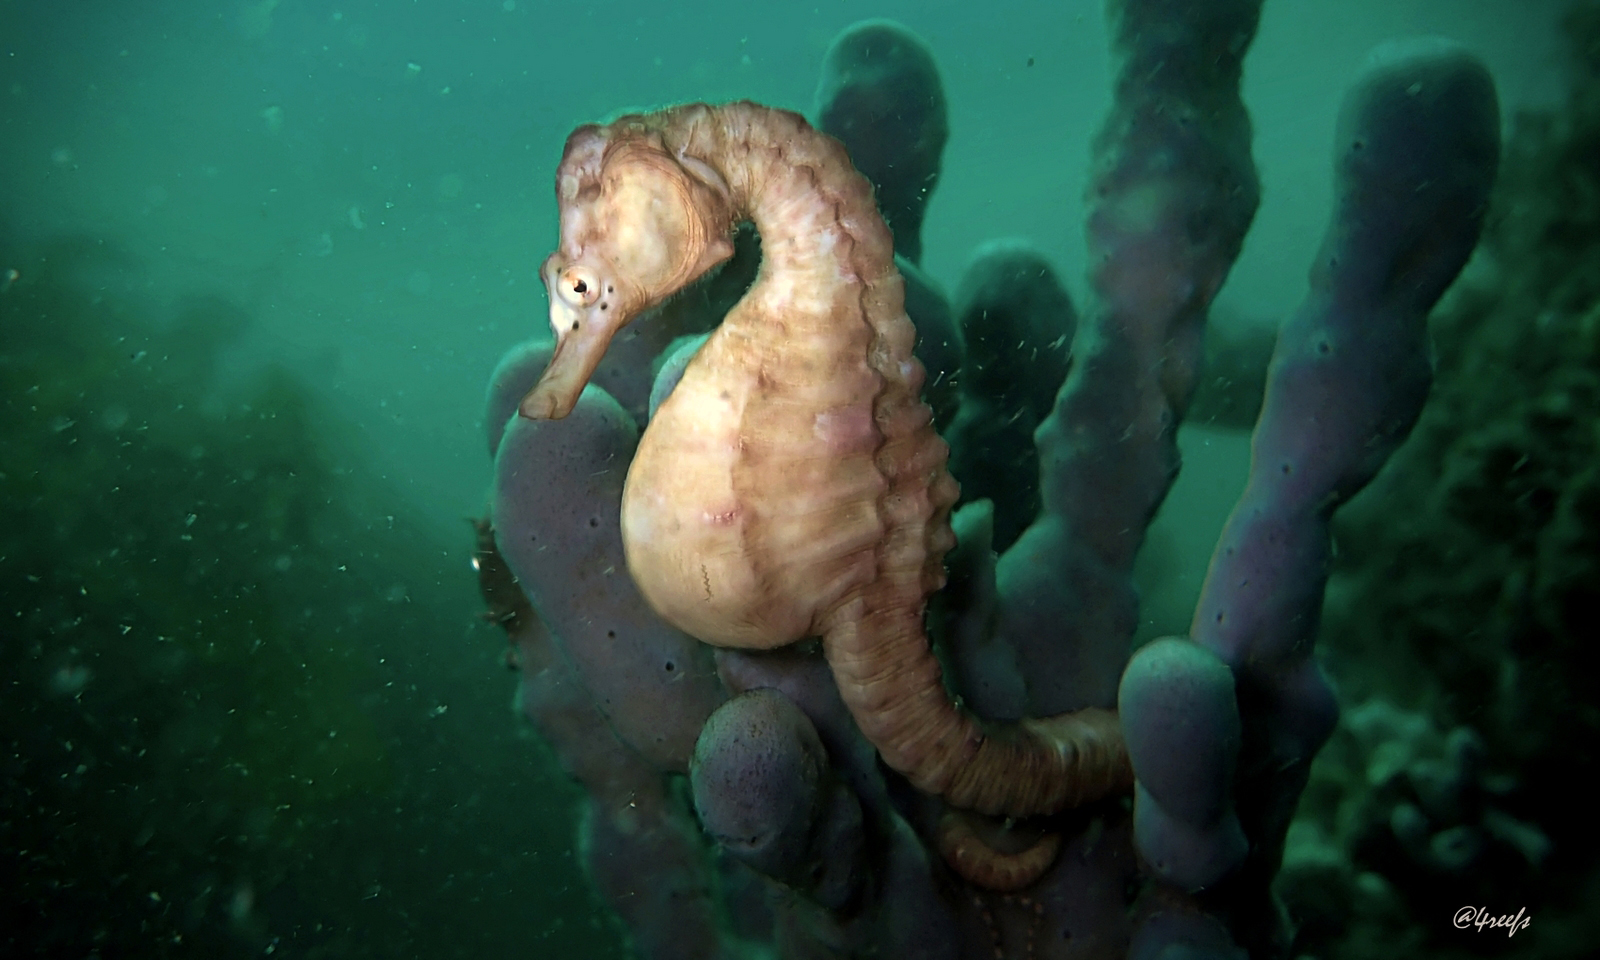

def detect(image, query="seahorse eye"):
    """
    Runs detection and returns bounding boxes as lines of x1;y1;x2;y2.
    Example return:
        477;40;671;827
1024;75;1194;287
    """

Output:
558;266;602;307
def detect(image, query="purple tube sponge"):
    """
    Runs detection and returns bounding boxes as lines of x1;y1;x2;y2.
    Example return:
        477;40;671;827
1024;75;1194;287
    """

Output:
492;384;723;773
1172;34;1500;917
1119;637;1246;890
1199;37;1501;677
690;689;864;907
997;0;1263;717
813;19;948;266
933;500;1027;721
707;650;960;956
690;689;827;876
1128;894;1247;960
954;240;1076;425
473;520;743;960
484;339;552;458
947;240;1077;550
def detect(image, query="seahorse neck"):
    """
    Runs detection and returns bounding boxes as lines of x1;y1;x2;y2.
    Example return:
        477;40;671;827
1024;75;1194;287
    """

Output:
680;103;900;323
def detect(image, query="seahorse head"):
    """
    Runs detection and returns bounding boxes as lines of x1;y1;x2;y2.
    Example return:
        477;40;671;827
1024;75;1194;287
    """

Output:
521;119;736;420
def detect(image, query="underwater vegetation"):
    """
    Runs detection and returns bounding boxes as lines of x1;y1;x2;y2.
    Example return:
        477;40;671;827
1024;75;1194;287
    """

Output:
0;231;622;958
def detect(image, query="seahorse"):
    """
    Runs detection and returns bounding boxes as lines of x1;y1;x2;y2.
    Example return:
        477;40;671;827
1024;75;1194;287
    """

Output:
518;102;1130;888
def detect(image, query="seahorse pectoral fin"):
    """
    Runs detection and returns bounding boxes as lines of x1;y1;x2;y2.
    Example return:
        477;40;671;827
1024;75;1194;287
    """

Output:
519;295;627;421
